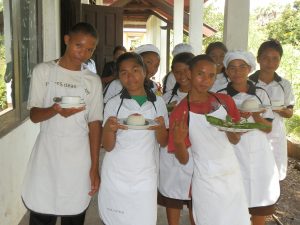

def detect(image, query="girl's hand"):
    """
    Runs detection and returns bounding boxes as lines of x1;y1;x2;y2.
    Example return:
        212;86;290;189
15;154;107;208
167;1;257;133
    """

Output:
104;116;127;132
148;116;166;131
53;103;85;118
239;111;252;119
173;111;188;145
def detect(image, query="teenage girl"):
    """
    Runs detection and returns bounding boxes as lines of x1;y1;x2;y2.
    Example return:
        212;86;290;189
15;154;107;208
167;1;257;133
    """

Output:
219;50;280;225
98;52;168;225
249;40;294;181
205;41;229;92
169;54;250;225
158;52;195;225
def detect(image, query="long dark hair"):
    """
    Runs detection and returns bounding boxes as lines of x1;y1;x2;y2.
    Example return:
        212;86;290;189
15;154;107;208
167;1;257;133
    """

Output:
116;52;156;101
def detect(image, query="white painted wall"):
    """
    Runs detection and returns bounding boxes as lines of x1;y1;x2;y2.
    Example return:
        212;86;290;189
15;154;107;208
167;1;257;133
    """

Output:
0;1;60;225
0;121;39;225
146;15;166;83
223;0;250;50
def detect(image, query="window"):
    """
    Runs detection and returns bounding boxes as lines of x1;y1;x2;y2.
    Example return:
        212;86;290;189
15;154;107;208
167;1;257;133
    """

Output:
0;0;43;137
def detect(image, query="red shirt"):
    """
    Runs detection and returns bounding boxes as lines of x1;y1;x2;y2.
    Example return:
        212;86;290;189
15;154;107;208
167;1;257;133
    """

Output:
168;93;240;152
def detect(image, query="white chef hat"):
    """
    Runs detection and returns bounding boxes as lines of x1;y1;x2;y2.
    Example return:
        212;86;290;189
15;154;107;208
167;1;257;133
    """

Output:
135;44;160;56
172;43;194;56
223;50;256;72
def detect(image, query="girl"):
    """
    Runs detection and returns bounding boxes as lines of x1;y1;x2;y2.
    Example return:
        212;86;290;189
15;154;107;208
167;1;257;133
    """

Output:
98;52;168;225
158;52;195;225
103;44;161;104
205;42;229;92
162;43;194;94
249;40;294;180
169;54;250;225
219;50;280;225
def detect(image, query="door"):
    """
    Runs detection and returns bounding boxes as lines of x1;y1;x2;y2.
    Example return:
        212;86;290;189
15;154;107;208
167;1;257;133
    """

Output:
81;4;123;75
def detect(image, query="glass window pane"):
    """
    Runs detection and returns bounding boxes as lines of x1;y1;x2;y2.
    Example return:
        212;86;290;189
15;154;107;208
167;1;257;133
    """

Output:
20;0;39;104
0;0;14;115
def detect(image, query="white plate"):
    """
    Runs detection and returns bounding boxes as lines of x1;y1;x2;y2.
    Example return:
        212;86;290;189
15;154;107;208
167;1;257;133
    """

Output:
237;104;266;113
212;124;255;132
59;103;85;108
118;118;158;130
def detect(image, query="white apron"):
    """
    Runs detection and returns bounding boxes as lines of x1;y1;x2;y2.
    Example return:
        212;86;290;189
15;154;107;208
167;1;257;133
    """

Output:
234;121;280;207
99;100;158;225
22;63;91;215
189;107;250;225
158;146;193;200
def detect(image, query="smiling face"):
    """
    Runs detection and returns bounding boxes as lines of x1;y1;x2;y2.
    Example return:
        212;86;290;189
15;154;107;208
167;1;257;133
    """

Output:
188;60;216;94
64;32;97;66
207;48;226;73
141;52;160;79
118;58;146;95
257;48;281;74
226;59;251;85
172;62;190;89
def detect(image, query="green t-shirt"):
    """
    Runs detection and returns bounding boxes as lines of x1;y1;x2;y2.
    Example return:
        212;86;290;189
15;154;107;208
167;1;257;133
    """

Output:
131;95;147;106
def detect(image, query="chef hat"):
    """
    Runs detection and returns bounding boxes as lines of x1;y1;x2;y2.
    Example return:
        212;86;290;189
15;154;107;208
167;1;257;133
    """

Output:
172;43;194;56
223;50;256;72
135;44;160;56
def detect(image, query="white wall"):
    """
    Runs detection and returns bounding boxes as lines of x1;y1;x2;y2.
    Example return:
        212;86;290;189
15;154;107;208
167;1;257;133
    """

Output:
146;15;167;83
0;120;39;225
0;1;60;224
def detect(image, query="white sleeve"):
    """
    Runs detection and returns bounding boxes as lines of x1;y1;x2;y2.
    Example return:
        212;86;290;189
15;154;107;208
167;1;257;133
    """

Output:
27;63;50;109
155;96;169;128
103;97;119;126
282;79;295;107
165;72;176;93
87;75;103;122
103;80;123;103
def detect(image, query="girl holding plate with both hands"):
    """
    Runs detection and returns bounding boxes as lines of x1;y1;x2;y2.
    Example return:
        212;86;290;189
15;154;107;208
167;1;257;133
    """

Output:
98;52;168;225
218;50;280;225
249;39;295;181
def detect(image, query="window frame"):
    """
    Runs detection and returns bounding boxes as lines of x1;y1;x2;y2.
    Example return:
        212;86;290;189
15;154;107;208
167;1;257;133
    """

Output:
0;0;43;137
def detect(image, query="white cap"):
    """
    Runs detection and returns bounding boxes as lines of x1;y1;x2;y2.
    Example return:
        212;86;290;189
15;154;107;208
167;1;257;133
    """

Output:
135;44;160;55
223;50;256;72
172;43;194;56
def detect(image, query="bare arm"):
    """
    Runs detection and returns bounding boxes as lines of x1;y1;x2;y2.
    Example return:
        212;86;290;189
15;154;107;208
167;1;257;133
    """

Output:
273;107;293;118
252;112;272;133
30;104;85;123
226;132;241;145
173;112;189;164
88;120;101;196
102;117;127;151
148;116;168;147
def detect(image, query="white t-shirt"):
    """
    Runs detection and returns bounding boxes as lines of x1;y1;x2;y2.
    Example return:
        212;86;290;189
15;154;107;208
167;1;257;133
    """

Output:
163;89;188;105
27;61;103;122
163;72;176;94
210;72;230;93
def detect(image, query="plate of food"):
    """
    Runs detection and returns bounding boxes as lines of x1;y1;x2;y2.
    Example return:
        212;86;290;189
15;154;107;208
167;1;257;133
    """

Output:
206;115;271;133
59;103;86;108
237;99;266;112
118;113;158;130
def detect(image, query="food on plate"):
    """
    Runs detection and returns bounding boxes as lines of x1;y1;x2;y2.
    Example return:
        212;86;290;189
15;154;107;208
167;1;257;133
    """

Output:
205;115;270;130
126;113;146;126
241;98;259;110
61;96;82;104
